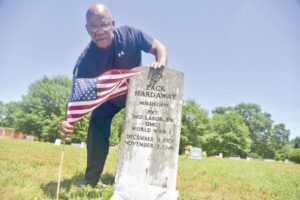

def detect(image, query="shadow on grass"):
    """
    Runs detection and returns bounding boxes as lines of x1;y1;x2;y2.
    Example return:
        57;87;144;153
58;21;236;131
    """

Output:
41;173;83;199
41;173;115;199
100;173;115;185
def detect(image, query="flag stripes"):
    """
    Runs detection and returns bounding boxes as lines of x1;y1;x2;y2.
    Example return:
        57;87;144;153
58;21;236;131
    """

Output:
66;69;141;125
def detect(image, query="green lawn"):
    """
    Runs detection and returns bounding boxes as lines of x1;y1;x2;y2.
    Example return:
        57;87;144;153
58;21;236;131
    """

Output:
0;138;300;200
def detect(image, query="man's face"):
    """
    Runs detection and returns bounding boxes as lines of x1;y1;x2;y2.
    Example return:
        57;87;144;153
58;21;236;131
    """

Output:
86;14;114;49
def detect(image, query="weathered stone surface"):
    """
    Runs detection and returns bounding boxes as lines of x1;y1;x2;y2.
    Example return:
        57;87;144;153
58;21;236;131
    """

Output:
111;66;184;200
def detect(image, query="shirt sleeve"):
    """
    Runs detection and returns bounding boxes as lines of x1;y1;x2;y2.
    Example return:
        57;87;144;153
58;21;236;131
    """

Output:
73;43;97;78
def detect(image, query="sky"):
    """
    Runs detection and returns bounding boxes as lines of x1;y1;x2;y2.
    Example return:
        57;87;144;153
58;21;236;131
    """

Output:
0;0;299;139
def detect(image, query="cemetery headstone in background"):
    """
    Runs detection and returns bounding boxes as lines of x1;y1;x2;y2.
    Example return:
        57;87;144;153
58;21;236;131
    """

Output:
189;147;202;160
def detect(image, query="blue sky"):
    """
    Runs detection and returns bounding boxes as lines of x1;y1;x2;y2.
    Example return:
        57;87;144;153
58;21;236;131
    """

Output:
0;0;299;139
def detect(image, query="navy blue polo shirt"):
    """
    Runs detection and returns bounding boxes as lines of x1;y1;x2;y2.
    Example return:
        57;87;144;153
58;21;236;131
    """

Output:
73;25;154;78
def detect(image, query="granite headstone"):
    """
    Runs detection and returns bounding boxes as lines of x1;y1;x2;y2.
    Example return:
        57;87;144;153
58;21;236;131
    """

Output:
111;66;184;200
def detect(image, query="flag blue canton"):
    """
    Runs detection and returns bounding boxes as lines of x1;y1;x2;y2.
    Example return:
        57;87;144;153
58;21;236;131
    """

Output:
71;78;97;102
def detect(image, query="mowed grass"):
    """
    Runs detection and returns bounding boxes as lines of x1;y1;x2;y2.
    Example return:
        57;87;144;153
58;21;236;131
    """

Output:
0;138;300;200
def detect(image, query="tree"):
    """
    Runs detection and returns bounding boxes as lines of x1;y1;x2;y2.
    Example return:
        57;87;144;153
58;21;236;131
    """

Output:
212;106;232;115
180;100;211;154
271;124;291;160
72;115;90;143
16;76;72;141
233;103;274;158
0;101;5;126
290;136;300;149
110;109;125;146
272;123;290;147
0;101;22;128
206;111;251;157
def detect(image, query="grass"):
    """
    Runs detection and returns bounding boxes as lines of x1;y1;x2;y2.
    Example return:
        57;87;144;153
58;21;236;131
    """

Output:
0;138;300;200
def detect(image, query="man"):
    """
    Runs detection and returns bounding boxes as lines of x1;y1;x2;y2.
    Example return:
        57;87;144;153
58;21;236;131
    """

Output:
60;4;167;187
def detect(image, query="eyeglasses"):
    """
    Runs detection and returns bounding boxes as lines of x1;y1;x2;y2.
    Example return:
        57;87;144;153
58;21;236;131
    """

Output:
88;21;113;33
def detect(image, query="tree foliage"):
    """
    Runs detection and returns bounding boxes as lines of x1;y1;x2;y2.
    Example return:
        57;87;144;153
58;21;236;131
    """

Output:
288;148;300;164
0;101;5;126
72;115;90;143
0;101;22;128
205;111;251;157
0;73;294;160
110;109;125;146
16;76;71;141
180;100;211;154
211;103;291;159
232;103;273;157
290;136;300;149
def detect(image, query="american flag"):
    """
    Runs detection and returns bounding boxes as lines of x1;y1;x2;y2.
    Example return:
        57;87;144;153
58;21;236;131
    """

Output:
66;69;141;125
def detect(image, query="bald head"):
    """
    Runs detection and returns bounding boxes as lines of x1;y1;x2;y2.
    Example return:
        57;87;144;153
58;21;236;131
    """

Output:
86;4;113;23
85;4;115;49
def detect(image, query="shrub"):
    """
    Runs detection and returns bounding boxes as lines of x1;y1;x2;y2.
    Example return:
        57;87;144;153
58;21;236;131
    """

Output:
248;152;262;159
274;152;283;161
288;148;300;164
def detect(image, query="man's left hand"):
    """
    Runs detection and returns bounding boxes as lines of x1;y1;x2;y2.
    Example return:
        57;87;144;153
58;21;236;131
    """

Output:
151;62;165;69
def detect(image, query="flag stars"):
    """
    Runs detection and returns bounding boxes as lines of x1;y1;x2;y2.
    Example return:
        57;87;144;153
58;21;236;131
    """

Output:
71;78;97;102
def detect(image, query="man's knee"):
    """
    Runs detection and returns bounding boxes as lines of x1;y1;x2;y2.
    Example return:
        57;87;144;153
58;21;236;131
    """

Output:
91;102;121;120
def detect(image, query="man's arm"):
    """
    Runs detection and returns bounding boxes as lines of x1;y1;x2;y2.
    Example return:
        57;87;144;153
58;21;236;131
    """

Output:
148;39;168;69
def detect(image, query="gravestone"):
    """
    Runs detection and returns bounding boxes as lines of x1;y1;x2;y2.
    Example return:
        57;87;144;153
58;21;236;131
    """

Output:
284;159;289;164
189;147;202;160
54;138;61;146
26;135;35;141
111;66;184;200
71;143;81;147
229;156;241;160
218;153;223;158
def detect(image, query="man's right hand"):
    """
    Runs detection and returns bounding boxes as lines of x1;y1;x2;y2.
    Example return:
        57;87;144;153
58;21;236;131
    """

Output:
60;121;74;141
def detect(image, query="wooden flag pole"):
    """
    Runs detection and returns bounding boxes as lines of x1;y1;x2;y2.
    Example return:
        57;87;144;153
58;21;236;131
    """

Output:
56;139;65;200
